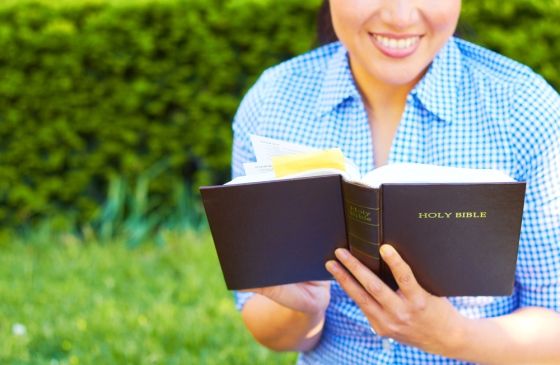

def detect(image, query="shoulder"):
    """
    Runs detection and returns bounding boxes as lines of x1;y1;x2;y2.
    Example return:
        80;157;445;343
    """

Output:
455;38;560;162
243;42;341;103
265;42;341;78
455;38;537;86
455;37;559;112
232;42;343;132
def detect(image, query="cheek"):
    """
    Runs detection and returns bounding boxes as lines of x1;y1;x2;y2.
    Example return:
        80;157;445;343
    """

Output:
329;0;370;38
426;1;461;34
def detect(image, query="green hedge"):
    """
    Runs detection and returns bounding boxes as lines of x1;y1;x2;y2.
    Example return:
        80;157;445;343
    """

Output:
0;0;320;227
0;0;558;228
460;0;560;88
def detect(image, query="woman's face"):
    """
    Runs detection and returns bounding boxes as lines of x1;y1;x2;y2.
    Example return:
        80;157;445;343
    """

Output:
329;0;461;88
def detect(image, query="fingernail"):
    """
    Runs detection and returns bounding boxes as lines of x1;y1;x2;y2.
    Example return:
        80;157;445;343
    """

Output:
336;248;349;259
325;260;338;273
380;245;394;257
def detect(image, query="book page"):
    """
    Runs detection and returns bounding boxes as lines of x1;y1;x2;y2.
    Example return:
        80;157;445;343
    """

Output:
361;163;515;188
237;136;515;187
226;135;361;185
226;168;352;185
249;135;361;178
250;135;317;164
243;162;273;175
272;148;347;177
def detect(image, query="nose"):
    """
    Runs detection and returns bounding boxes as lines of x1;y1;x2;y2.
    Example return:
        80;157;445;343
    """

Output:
379;0;420;30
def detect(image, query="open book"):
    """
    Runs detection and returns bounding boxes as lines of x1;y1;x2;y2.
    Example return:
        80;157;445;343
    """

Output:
201;136;526;296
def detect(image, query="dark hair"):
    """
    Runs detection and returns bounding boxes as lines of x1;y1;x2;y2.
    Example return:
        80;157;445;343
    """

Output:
316;0;338;45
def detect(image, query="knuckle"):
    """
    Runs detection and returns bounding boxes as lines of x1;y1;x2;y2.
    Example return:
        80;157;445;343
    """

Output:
395;311;412;324
356;291;371;307
348;256;362;272
395;265;414;286
397;271;412;286
366;280;382;295
412;296;428;312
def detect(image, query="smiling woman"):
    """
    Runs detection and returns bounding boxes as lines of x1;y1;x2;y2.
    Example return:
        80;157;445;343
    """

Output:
231;0;560;364
327;0;462;167
329;0;460;91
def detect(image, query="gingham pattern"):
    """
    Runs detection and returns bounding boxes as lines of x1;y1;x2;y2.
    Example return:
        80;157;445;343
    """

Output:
231;37;560;364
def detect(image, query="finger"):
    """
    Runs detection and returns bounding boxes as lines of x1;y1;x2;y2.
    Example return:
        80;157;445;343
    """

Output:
306;280;331;287
332;249;402;310
380;245;423;299
325;259;385;317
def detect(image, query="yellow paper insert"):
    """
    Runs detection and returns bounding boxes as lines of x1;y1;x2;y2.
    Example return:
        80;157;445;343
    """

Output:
272;148;346;177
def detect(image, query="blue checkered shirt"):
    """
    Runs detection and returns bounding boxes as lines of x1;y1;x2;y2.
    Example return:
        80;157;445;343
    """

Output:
231;37;560;364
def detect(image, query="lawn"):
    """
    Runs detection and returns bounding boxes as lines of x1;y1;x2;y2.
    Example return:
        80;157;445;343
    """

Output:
0;230;298;364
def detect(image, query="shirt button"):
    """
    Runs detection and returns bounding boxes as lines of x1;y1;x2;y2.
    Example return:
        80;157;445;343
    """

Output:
382;338;392;351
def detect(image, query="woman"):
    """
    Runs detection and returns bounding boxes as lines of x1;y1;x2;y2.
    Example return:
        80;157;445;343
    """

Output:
231;1;560;363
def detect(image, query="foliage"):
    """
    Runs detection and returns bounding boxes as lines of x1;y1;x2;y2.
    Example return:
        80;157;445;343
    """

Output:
0;0;557;229
0;0;320;228
460;0;560;88
93;159;206;247
0;229;298;364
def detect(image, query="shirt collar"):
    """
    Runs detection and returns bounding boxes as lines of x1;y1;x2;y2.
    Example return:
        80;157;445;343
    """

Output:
317;43;361;116
411;37;462;123
317;38;463;123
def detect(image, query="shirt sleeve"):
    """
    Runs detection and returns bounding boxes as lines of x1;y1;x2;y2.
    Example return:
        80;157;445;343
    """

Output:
511;76;560;312
230;71;272;311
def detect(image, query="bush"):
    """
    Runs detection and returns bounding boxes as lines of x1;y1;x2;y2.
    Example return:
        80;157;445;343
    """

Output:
0;0;320;227
460;0;560;89
0;0;557;229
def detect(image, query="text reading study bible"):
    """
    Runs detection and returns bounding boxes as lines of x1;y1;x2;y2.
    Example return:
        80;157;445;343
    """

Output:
200;138;526;296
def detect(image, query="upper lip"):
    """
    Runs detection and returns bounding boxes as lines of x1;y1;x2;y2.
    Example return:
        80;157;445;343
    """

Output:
370;32;423;39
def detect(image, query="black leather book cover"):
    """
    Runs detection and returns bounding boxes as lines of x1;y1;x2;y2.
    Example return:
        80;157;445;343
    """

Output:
201;176;525;296
200;175;347;290
380;183;526;296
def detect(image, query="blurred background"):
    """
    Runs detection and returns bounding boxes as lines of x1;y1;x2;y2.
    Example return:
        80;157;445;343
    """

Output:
0;0;558;363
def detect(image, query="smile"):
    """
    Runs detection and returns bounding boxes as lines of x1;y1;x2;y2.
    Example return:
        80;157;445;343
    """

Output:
373;34;420;49
369;33;422;58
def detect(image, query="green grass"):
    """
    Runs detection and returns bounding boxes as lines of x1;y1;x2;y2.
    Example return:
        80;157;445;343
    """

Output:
0;230;298;364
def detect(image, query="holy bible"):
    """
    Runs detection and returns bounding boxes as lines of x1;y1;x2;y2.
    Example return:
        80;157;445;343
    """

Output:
200;164;525;297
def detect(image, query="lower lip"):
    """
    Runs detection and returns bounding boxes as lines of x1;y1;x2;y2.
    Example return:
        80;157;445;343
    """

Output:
369;34;421;59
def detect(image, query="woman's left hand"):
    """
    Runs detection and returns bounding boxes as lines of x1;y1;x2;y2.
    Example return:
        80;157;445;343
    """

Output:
326;245;468;356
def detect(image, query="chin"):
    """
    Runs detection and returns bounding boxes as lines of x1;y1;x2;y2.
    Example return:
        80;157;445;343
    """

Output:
356;56;429;88
373;69;425;87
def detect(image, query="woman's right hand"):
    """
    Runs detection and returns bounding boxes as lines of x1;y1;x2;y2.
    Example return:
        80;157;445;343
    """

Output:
240;282;331;351
241;280;331;315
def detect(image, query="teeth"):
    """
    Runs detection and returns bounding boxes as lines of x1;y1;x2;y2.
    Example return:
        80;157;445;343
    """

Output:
373;34;419;50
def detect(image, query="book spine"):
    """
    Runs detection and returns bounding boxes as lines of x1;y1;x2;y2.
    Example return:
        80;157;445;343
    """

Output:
341;181;381;275
378;185;398;290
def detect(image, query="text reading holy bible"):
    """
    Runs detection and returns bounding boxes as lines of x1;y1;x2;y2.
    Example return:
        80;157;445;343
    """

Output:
418;211;487;219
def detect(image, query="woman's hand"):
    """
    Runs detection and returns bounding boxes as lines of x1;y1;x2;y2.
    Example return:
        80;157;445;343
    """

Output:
241;281;331;315
326;245;468;356
240;281;331;351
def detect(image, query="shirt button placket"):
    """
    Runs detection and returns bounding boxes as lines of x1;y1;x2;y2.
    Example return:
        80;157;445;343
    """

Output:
370;327;395;354
382;338;395;352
